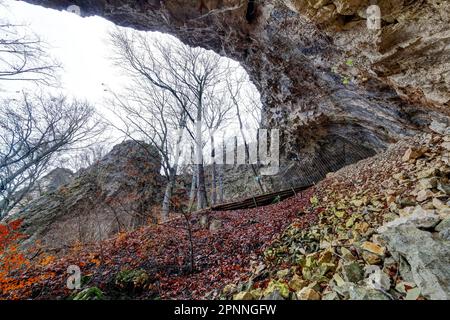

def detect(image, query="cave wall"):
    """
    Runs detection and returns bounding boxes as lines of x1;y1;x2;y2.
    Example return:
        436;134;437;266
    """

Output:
21;0;450;185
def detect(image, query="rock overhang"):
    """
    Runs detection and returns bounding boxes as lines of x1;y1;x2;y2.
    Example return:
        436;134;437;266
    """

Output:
19;0;450;183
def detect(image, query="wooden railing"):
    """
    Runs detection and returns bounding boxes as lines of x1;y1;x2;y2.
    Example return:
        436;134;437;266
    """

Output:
210;184;313;211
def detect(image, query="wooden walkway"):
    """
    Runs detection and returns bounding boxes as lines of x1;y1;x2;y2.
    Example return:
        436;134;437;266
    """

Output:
210;184;313;211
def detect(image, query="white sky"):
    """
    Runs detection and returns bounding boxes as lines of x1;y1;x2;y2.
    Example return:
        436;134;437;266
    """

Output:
0;0;127;104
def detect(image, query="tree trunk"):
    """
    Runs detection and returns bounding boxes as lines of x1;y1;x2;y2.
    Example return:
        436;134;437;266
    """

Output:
195;116;207;210
188;168;197;212
236;108;265;193
218;165;224;203
210;134;217;205
161;166;177;222
161;123;184;221
181;211;194;273
248;131;264;193
196;163;207;210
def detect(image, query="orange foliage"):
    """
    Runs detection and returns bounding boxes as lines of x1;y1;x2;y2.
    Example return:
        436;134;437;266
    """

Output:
0;219;55;300
39;255;56;267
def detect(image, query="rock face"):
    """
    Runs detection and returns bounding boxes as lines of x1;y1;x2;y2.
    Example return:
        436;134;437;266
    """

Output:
4;168;74;216
380;224;450;300
35;168;74;193
10;141;163;249
22;0;450;184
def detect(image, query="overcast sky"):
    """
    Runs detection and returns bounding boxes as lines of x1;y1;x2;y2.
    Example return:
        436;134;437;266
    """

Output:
1;0;130;104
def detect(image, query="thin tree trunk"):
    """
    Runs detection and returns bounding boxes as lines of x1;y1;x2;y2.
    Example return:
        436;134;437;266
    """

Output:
210;134;217;205
235;105;265;193
195;116;207;210
161;121;185;222
197;163;207;210
188;167;197;212
161;166;177;222
181;211;194;273
218;164;224;203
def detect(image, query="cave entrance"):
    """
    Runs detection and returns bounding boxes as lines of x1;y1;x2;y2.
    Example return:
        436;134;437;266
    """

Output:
5;1;386;205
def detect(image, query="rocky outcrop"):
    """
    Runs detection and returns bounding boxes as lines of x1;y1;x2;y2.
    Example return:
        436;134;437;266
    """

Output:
21;0;450;184
10;140;163;249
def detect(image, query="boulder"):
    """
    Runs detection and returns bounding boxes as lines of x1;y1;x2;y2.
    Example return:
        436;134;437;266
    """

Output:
209;219;223;232
429;120;449;135
380;224;450;300
377;207;441;232
199;214;209;227
437;182;450;195
436;218;450;241
435;217;450;232
360;241;386;256
263;280;290;299
438;207;450;219
360;241;386;265
262;290;285;300
394;281;417;294
432;198;446;210
347;285;389;300
365;267;391;291
418;178;437;190
322;291;340;300
442;142;450;151
416;189;434;202
405;287;421;300
417;168;440;179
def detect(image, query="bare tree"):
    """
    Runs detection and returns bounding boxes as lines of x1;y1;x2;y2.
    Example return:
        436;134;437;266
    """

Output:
0;93;104;218
110;29;231;213
187;145;197;211
56;142;111;172
202;87;233;205
0;7;59;85
107;83;191;222
226;74;265;193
